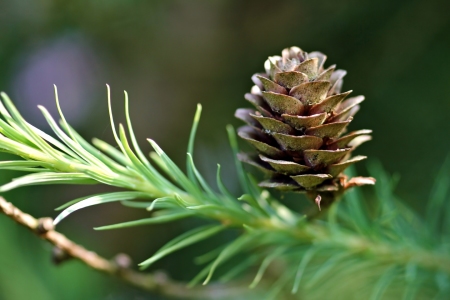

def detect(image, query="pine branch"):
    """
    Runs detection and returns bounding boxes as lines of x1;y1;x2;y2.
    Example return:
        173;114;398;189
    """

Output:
0;87;449;298
0;196;251;299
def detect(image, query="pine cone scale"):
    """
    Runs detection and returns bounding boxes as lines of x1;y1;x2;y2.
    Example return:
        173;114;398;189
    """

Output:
272;133;323;153
289;81;331;105
309;91;351;115
281;113;328;130
250;114;295;135
261;92;305;115
256;75;287;94
259;155;310;175
304;120;351;139
291;174;332;188
303;149;350;169
273;72;308;89
293;58;319;78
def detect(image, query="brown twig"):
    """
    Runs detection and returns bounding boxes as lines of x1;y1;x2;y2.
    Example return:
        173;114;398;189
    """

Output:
0;196;251;299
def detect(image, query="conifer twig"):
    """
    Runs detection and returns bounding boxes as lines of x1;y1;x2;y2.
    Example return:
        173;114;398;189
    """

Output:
0;196;249;299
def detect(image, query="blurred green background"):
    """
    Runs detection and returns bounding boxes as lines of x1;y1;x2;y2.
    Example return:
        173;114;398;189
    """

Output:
0;0;449;299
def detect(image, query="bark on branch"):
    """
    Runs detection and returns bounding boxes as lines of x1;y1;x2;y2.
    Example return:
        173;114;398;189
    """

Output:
0;196;249;299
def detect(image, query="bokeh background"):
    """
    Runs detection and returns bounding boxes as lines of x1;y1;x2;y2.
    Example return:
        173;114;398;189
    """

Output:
0;0;449;299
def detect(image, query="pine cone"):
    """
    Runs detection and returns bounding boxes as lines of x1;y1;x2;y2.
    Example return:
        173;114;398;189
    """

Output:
236;47;374;202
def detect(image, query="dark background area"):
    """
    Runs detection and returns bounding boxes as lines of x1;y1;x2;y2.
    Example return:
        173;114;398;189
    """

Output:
0;0;449;299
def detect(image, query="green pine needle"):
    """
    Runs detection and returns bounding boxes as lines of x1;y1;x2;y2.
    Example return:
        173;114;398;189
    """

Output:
94;211;194;230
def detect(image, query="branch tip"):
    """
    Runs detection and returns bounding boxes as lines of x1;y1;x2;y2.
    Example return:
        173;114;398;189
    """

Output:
315;194;322;211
